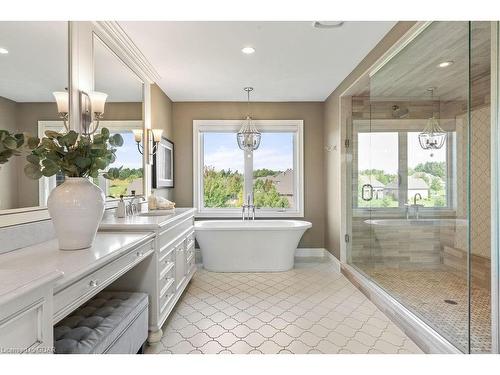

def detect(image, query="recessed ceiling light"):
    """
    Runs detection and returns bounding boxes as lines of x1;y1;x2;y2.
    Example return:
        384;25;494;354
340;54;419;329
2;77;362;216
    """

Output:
241;46;255;55
438;60;454;68
0;47;8;54
313;21;344;29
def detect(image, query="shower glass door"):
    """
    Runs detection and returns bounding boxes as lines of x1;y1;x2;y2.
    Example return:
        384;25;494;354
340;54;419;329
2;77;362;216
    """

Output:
346;21;492;353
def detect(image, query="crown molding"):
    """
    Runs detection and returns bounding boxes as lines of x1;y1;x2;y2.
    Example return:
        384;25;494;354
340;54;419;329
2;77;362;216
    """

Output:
93;21;161;83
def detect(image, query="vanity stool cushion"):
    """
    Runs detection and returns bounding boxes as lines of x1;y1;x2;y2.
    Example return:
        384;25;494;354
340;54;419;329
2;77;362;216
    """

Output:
54;291;148;354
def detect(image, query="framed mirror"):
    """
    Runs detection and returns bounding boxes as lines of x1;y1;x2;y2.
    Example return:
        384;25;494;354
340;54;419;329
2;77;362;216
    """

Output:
92;33;145;200
0;21;69;213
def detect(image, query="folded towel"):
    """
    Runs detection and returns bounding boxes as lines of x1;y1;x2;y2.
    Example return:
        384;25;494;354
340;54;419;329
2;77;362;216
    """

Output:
156;196;176;210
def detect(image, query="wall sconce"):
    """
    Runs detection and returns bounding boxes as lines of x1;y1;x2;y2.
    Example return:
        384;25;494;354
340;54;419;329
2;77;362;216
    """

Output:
80;91;108;136
53;91;69;131
133;128;163;156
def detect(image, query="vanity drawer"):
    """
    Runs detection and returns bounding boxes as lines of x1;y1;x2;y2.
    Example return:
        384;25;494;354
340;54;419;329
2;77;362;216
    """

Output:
159;260;175;290
53;240;154;323
186;251;195;275
185;231;195;251
159;278;176;315
159;233;185;258
185;241;195;264
158;217;193;250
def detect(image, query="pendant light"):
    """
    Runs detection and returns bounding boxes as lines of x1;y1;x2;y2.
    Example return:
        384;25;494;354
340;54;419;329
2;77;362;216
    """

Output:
418;88;447;150
237;87;261;152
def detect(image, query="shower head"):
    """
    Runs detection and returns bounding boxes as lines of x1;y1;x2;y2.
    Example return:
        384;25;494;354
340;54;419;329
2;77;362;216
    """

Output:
392;105;409;119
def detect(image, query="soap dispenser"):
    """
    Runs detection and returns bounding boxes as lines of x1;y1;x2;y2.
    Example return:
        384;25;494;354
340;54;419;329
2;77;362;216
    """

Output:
116;195;126;218
148;190;157;210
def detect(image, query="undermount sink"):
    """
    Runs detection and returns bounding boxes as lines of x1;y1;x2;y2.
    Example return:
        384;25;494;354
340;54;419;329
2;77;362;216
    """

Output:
138;210;175;217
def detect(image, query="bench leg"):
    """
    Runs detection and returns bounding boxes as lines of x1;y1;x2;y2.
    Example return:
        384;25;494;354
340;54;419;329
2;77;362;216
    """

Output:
147;328;163;344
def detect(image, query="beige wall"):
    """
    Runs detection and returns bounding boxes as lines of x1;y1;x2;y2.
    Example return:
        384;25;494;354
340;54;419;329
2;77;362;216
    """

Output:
323;22;416;259
171;101;325;248
151;84;174;201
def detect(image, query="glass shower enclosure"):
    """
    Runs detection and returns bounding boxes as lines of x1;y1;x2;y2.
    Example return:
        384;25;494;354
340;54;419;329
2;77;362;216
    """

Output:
345;21;493;353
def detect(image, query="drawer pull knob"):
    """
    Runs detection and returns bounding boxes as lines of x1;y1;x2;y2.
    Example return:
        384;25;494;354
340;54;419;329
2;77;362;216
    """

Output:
89;280;99;288
136;251;143;257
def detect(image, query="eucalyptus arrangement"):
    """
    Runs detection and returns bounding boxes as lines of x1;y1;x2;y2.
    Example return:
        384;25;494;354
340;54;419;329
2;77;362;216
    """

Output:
19;127;126;250
24;128;123;181
0;130;39;167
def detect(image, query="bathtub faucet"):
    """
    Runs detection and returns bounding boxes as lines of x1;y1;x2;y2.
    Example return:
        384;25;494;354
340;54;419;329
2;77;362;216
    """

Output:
242;193;255;221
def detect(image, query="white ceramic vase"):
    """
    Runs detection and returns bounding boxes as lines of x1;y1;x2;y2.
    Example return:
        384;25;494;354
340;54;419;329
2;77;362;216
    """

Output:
47;177;105;250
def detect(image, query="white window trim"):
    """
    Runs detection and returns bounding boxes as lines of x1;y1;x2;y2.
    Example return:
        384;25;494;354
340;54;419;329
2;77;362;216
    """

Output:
351;119;455;216
193;119;304;218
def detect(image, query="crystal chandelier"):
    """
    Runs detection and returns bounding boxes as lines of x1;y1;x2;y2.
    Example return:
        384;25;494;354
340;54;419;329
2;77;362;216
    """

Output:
237;87;261;152
418;88;447;150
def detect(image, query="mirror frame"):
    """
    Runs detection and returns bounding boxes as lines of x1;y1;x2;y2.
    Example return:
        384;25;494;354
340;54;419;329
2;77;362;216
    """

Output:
0;21;160;228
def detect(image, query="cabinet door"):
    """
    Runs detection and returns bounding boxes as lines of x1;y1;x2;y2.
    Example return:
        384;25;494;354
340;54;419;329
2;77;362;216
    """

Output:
175;244;185;290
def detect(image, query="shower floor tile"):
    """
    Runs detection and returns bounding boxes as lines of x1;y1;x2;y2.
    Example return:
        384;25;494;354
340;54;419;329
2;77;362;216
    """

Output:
146;258;423;354
360;266;491;353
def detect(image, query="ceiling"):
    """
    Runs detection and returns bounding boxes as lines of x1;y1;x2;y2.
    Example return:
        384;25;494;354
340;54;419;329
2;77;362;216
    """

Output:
0;22;142;103
0;21;67;102
119;21;397;101
369;21;491;101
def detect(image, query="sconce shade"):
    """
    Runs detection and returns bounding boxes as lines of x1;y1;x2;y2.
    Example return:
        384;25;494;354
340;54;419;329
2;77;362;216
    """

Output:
132;129;143;143
151;128;164;142
88;91;108;114
53;91;69;113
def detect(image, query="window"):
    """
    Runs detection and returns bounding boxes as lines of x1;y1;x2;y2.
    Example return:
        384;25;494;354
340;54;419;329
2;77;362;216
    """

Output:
194;120;303;217
202;132;244;208
353;122;454;211
407;132;447;207
95;121;144;199
357;132;399;208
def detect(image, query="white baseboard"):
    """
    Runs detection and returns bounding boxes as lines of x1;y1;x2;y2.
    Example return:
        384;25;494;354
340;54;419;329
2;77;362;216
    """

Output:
295;248;341;273
323;250;341;273
294;248;325;257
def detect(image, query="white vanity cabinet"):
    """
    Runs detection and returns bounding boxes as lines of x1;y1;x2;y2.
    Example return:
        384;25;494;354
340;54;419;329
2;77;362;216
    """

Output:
101;208;196;342
0;232;155;353
0;273;60;354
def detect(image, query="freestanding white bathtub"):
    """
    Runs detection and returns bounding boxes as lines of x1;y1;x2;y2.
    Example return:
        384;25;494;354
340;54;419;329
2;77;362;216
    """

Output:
195;220;312;272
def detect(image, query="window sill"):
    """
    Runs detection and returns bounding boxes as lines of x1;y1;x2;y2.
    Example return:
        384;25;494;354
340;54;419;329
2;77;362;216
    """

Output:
195;209;305;219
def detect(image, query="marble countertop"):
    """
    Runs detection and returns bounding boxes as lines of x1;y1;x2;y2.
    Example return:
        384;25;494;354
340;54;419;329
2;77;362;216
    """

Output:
99;207;195;231
0;231;155;304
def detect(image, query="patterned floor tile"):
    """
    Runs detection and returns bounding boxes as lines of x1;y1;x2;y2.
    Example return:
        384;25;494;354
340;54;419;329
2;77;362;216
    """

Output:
146;259;423;354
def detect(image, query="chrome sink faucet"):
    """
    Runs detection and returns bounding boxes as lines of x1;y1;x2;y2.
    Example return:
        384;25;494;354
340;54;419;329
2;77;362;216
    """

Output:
126;195;140;216
413;193;422;220
242;193;255;221
405;193;423;220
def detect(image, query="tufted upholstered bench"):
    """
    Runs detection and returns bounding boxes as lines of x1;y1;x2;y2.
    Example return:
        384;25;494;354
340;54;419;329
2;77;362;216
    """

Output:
54;291;148;354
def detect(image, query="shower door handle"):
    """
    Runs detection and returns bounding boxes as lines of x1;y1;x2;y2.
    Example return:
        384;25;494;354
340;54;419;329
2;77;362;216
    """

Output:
361;184;374;201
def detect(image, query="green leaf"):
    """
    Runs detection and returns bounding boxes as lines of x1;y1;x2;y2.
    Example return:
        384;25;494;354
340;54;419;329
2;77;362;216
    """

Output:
41;138;58;150
75;156;91;169
26;154;40;165
94;157;107;170
3;136;18;150
27;137;40;149
100;127;110;139
44;130;62;139
60;131;78;147
24;163;43;179
42;158;59;170
109;133;124;147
